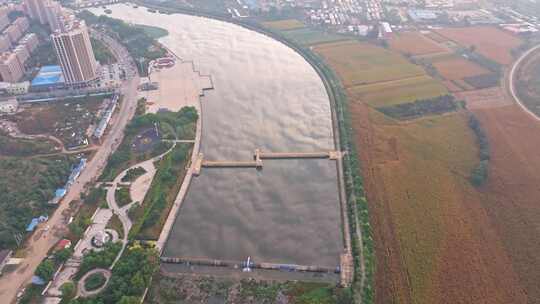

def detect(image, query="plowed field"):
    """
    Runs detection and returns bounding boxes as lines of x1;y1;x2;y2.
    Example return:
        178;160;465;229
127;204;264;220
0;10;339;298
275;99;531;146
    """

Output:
432;56;490;80
435;26;521;65
387;32;447;56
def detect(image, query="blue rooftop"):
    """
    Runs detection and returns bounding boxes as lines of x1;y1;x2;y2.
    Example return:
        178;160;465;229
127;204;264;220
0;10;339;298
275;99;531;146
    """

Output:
55;188;66;198
31;65;65;87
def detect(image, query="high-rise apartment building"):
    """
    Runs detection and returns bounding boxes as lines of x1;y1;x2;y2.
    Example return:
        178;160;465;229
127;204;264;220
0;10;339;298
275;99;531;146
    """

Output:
0;7;10;32
44;1;62;32
52;20;98;85
24;0;48;24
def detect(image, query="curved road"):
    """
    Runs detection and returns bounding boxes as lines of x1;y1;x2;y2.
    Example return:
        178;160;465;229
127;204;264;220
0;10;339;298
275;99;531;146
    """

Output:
508;43;540;122
0;31;139;303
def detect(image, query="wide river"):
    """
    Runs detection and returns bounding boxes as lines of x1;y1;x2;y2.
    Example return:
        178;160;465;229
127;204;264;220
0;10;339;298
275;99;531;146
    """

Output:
91;4;342;268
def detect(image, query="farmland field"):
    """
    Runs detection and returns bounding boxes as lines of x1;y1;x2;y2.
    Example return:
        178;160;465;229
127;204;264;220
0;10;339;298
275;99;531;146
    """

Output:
281;28;349;46
315;38;530;303
435;26;521;65
473;105;540;303
455;87;511;109
387;32;447;56
315;41;425;87
432;56;490;80
262;19;305;31
348;75;447;107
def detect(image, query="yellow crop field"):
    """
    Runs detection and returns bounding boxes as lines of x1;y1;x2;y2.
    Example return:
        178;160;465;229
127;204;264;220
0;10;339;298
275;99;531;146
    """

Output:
347;75;447;107
262;19;305;31
314;40;426;87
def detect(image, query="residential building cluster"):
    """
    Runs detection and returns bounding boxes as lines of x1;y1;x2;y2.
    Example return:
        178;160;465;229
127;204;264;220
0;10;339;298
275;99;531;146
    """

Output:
24;0;98;86
0;5;37;83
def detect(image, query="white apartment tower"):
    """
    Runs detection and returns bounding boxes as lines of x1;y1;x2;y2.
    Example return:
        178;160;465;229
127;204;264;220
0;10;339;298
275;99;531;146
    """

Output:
52;20;98;85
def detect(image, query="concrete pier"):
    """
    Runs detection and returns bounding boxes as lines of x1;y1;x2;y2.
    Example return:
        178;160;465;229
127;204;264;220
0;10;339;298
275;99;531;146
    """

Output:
191;149;341;176
161;256;338;274
202;160;263;168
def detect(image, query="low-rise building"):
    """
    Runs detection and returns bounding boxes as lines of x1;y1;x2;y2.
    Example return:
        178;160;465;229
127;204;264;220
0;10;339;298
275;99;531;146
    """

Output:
6;81;29;95
0;52;23;82
0;98;18;113
30;65;65;91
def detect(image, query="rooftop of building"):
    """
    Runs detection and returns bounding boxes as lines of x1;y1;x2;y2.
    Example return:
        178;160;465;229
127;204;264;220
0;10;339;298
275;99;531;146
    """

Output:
31;65;65;86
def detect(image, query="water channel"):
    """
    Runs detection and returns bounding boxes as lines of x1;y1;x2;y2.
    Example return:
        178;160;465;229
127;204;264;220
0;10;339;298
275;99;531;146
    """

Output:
90;4;343;269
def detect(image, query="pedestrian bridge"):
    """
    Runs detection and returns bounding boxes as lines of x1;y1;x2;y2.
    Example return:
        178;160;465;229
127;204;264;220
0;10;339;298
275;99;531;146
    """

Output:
193;149;342;176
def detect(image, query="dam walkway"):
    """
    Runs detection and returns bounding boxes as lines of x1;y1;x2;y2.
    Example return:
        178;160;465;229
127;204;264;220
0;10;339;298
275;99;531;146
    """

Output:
193;149;343;175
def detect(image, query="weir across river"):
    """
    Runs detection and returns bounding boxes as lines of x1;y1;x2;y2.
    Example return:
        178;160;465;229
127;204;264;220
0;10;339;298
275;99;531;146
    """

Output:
193;149;342;175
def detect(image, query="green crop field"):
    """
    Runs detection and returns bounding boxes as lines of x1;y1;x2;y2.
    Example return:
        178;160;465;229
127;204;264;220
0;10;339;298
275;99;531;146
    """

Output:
315;40;426;87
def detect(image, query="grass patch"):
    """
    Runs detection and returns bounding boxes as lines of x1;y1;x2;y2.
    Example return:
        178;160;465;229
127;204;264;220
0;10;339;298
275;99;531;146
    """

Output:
84;272;107;291
106;213;124;239
115;187;132;207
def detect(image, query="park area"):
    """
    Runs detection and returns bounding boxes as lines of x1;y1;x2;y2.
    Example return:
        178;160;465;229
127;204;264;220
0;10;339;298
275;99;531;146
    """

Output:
434;26;522;65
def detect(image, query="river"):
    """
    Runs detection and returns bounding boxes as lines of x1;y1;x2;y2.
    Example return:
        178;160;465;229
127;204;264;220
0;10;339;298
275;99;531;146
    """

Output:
90;4;343;269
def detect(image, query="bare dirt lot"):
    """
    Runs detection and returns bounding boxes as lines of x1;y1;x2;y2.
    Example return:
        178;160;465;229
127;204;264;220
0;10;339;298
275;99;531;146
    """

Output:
387;32;447;56
435;26;521;65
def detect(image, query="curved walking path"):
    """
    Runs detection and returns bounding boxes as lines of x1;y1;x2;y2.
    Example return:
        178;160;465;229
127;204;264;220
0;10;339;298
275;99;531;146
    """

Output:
76;268;112;298
106;142;178;268
508;43;540;122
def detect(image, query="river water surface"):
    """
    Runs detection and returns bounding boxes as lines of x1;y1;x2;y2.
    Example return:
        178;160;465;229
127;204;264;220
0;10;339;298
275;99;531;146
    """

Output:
91;4;342;268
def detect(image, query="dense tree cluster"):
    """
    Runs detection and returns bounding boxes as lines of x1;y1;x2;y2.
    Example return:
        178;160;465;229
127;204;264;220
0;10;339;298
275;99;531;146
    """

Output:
469;115;490;187
377;94;458;120
0;155;75;249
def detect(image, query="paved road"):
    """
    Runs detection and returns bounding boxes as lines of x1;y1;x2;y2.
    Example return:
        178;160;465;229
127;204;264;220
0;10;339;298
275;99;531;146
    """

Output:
508;43;540;122
0;34;140;304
